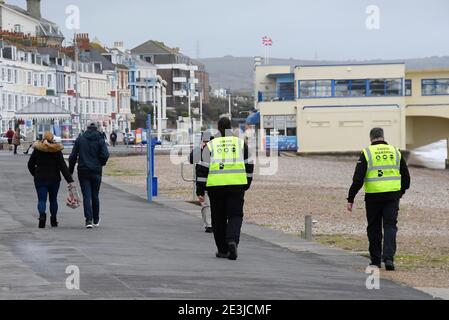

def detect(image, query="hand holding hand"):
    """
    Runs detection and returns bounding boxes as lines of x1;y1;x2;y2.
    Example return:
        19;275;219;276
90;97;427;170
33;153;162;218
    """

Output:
198;195;205;204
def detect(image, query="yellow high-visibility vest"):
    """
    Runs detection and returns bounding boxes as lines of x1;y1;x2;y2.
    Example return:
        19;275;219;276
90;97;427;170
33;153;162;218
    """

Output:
206;136;248;187
362;144;402;194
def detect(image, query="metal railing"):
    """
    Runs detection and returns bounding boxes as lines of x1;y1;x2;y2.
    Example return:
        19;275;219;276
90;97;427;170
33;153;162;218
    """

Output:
258;91;295;102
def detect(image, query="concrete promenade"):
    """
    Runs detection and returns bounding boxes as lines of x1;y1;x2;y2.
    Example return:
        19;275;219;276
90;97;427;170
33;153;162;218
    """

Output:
0;152;432;299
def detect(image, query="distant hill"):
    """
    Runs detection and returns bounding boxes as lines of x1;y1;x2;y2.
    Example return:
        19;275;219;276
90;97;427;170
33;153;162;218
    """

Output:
199;56;449;92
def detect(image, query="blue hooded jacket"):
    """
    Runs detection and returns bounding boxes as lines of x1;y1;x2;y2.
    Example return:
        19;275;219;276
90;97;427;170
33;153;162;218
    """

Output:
69;128;109;176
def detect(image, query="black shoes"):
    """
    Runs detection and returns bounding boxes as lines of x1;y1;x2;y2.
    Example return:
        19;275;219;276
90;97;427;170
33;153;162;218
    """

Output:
228;242;238;261
384;260;395;271
216;252;229;258
205;227;213;233
38;214;47;229
50;217;58;227
85;220;93;229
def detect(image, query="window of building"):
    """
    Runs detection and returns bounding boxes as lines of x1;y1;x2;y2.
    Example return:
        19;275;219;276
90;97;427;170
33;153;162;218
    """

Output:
27;72;32;85
47;74;52;88
40;74;45;87
34;74;38;86
1;68;5;81
369;79;386;96
435;79;449;95
299;81;316;98
334;80;350;97
14;24;22;33
405;79;412;96
14;70;18;84
8;94;12;110
385;79;402;96
422;79;436;95
104;102;108;114
7;69;12;82
92;101;96;114
351;80;367;97
315;80;332;97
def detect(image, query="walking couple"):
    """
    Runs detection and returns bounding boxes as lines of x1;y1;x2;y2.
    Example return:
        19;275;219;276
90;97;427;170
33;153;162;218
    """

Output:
27;123;109;229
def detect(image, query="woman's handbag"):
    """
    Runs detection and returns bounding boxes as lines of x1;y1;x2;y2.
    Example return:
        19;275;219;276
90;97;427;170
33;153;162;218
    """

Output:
66;184;81;209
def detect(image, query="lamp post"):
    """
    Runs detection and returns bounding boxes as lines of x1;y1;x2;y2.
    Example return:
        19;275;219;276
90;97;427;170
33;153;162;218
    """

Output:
228;92;232;120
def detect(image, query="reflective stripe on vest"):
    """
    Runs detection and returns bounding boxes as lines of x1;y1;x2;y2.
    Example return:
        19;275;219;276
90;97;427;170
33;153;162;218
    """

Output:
362;144;402;194
206;136;248;187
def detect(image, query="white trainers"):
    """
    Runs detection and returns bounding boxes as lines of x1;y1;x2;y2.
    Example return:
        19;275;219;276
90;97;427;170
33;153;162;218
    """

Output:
93;218;101;227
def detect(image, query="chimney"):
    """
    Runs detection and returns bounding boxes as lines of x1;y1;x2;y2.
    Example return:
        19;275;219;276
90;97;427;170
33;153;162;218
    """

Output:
75;33;90;51
27;0;41;19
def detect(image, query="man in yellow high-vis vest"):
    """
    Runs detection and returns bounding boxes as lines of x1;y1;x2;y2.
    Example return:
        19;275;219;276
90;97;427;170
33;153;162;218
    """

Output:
196;117;254;260
347;128;410;271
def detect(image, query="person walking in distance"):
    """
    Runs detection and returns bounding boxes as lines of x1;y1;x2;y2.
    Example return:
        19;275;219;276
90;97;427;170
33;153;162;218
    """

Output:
110;131;118;147
196;117;254;260
347;128;410;271
12;127;21;155
5;127;14;149
69;122;109;229
28;131;75;228
189;131;214;233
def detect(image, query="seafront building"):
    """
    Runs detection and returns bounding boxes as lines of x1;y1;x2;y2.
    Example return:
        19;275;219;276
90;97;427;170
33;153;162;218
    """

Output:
254;62;449;154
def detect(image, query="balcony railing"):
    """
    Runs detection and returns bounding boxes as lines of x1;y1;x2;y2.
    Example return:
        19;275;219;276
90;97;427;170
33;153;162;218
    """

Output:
258;91;295;102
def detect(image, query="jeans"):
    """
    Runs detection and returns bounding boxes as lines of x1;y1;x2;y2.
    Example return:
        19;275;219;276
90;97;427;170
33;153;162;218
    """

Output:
34;181;61;218
78;174;102;222
366;199;400;264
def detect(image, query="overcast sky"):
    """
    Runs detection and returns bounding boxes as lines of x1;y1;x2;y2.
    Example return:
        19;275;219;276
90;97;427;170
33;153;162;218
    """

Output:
8;0;449;60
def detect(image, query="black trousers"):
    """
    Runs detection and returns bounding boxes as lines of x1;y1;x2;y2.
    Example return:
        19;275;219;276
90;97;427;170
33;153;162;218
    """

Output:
365;199;399;264
208;190;245;254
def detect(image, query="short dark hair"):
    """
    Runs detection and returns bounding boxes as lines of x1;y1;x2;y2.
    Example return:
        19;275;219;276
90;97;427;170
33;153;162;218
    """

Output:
370;127;384;140
217;117;231;136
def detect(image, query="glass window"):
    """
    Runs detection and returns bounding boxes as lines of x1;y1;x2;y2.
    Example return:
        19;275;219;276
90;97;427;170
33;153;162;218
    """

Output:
299;81;316;98
369;79;386;96
385;79;402;96
405;80;412;96
315;80;332;97
435;79;449;95
263;115;274;129
351;80;367;97
278;82;295;100
335;80;350;97
422;79;436;95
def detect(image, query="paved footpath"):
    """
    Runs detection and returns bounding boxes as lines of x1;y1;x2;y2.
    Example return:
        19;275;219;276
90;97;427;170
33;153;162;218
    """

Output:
0;152;433;299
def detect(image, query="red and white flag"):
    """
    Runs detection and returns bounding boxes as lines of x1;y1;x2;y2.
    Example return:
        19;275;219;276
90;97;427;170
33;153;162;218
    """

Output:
262;36;273;46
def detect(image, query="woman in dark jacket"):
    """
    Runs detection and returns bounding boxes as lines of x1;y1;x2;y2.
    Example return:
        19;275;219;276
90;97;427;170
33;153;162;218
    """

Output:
28;131;74;228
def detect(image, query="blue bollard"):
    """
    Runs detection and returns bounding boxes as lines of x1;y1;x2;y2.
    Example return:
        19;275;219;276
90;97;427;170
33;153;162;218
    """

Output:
151;138;161;197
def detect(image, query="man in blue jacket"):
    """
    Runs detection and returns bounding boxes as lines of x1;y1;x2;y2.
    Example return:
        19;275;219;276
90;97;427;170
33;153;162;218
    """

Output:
69;123;109;228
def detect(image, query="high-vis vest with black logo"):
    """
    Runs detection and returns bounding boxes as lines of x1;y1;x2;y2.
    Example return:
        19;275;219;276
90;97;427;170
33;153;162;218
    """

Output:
206;136;248;187
362;144;402;194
